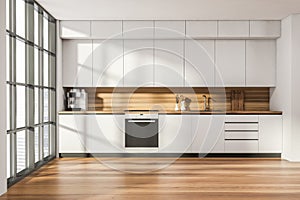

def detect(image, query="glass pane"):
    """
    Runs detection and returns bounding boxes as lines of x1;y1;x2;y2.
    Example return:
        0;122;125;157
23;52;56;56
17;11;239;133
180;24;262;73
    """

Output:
49;55;55;88
43;89;49;122
43;125;49;157
34;8;39;45
43;52;49;86
7;134;10;178
16;39;26;83
34;128;39;163
43;15;49;50
6;35;10;82
34;87;39;124
16;0;26;38
7;85;10;130
17;131;26;173
6;0;10;30
34;48;39;85
49;90;55;122
49;21;56;53
16;85;26;128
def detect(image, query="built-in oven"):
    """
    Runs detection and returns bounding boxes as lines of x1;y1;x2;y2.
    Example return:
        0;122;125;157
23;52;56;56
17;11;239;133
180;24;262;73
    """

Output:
125;112;159;148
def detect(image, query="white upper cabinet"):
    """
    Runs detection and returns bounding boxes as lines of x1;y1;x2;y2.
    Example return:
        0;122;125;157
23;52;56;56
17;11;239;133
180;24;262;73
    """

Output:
246;40;276;87
154;40;184;87
154;21;185;39
215;40;246;86
186;21;218;38
250;21;281;38
123;21;154;39
62;40;93;87
92;40;124;87
91;21;122;39
218;21;249;38
185;40;215;87
124;40;154;86
60;21;91;39
159;115;192;153
259;115;282;153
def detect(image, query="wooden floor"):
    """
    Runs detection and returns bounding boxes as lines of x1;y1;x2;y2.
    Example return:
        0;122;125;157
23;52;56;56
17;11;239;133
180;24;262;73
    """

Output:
1;157;300;200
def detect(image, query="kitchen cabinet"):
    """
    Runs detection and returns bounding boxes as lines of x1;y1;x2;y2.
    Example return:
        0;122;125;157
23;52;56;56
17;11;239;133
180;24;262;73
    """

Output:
224;115;259;153
215;40;246;86
92;40;124;86
159;115;192;153
123;40;154;87
218;21;249;38
185;40;215;87
59;115;88;153
246;40;276;86
154;40;185;87
123;21;154;39
191;115;224;153
259;115;282;153
62;40;93;87
154;21;185;39
186;21;218;38
250;21;281;38
87;115;124;153
91;21;122;39
60;21;91;39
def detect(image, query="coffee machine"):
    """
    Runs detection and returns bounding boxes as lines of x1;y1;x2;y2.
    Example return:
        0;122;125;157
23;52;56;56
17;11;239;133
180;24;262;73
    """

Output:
66;89;88;111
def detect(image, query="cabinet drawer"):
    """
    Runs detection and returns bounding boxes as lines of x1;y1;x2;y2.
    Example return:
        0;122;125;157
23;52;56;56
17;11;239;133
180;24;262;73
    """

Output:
225;123;258;131
225;131;258;140
225;140;258;153
225;115;258;122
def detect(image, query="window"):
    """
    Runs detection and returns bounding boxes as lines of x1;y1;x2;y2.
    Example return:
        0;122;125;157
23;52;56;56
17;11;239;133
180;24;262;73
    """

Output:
6;0;56;186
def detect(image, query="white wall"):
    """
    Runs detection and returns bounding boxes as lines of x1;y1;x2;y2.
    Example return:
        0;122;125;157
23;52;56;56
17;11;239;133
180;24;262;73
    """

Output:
0;0;7;195
271;14;300;161
56;21;64;157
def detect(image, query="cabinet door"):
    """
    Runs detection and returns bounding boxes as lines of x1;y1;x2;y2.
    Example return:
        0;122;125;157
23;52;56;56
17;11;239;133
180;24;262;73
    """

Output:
159;115;192;153
123;21;154;39
124;40;154;87
191;115;224;153
62;40;93;87
59;115;88;153
215;40;245;86
185;40;215;87
218;21;249;38
246;40;276;86
60;21;90;39
250;21;281;38
154;21;185;39
93;40;123;87
91;21;122;39
259;115;282;153
186;21;218;38
154;40;184;87
87;115;124;153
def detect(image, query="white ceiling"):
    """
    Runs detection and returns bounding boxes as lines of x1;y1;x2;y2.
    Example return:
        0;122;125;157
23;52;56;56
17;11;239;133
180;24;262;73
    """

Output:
36;0;300;20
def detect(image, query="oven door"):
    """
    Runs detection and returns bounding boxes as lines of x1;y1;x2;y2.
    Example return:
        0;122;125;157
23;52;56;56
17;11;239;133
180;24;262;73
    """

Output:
125;119;158;148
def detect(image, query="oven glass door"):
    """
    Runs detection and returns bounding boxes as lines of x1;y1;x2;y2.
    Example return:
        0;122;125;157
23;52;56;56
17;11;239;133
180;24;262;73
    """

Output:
125;119;158;148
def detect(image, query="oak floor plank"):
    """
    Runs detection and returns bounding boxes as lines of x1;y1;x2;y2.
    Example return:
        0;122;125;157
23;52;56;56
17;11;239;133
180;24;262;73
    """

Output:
1;158;300;199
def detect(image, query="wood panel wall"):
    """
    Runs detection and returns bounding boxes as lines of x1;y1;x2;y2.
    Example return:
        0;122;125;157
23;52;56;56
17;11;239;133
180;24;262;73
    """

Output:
64;87;270;111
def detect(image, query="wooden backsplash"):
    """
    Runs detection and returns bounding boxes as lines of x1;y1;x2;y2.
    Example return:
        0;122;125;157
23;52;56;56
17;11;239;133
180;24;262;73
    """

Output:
65;87;270;111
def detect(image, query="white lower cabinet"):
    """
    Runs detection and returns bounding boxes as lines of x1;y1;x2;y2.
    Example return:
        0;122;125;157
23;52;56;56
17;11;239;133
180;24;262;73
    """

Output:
87;115;125;153
259;115;282;153
191;115;225;153
225;140;259;153
159;115;192;153
59;115;89;153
